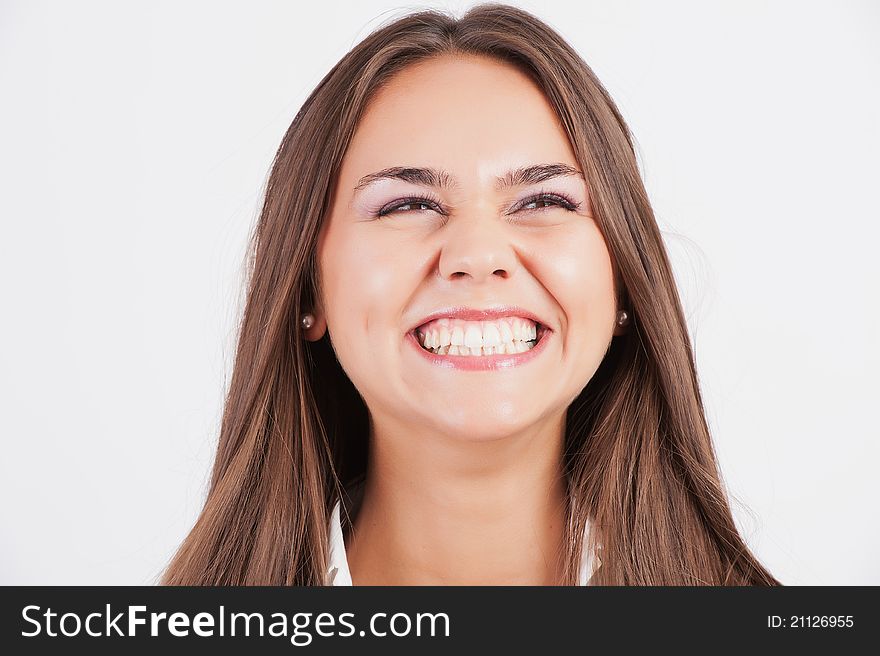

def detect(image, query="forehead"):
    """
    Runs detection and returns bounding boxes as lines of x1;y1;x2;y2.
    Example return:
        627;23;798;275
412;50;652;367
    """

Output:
339;54;578;186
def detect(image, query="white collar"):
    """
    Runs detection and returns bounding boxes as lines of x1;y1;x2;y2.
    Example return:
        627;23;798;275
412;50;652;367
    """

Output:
326;498;600;586
327;498;354;586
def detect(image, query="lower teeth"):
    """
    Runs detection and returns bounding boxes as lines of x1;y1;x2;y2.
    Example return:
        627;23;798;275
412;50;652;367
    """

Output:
424;340;537;356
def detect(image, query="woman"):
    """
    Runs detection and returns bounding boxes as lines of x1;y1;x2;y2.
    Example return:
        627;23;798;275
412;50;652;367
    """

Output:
161;2;779;586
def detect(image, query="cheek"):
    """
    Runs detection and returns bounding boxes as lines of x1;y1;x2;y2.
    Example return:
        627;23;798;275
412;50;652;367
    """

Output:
537;222;616;345
319;224;417;354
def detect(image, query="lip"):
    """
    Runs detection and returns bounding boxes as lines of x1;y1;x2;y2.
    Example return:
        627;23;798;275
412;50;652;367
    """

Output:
406;318;553;371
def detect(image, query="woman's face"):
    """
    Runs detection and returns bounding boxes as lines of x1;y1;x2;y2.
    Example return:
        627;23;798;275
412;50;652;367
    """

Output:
315;54;620;442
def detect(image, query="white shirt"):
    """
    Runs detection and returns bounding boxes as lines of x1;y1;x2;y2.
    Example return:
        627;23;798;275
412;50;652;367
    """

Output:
326;498;601;586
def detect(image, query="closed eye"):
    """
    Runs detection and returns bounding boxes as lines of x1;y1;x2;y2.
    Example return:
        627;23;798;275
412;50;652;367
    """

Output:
515;192;581;213
374;191;581;218
376;196;443;218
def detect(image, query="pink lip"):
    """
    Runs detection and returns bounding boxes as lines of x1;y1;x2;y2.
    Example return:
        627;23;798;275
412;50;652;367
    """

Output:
409;305;550;333
405;322;553;371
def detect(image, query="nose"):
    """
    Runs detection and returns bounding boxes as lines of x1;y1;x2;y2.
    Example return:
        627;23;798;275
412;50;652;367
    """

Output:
437;207;518;283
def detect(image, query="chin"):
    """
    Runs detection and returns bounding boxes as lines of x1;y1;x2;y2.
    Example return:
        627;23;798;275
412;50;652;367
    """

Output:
422;403;547;443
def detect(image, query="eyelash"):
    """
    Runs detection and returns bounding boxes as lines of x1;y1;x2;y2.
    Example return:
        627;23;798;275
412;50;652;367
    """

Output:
373;190;582;218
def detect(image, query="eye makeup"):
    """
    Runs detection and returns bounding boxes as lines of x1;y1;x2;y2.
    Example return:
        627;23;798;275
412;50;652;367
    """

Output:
509;189;582;215
372;191;446;218
368;188;582;219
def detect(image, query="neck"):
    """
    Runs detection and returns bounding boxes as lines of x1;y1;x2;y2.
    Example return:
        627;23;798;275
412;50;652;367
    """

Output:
345;413;569;585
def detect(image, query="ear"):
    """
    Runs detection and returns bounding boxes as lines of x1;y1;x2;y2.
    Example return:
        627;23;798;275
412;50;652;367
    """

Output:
301;300;328;342
612;309;629;337
612;274;630;337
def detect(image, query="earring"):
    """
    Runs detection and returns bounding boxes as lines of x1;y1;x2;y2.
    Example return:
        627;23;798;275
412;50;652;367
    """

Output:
301;313;315;330
616;310;630;327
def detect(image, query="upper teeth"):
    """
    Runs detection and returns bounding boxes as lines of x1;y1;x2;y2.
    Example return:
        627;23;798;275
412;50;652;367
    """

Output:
417;317;538;350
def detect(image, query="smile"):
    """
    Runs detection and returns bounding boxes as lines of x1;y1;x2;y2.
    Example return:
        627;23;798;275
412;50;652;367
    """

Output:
417;316;541;354
407;316;552;371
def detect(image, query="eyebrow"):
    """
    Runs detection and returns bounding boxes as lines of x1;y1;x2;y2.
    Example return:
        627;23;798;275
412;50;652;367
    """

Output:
353;163;584;193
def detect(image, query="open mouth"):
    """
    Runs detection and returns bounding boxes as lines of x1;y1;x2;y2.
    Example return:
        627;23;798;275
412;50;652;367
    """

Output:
413;316;549;357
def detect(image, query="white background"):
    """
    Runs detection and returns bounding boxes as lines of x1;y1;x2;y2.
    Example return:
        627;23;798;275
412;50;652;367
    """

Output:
1;0;877;585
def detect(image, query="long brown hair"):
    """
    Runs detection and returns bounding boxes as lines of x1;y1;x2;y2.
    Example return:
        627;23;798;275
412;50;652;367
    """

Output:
160;2;779;585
